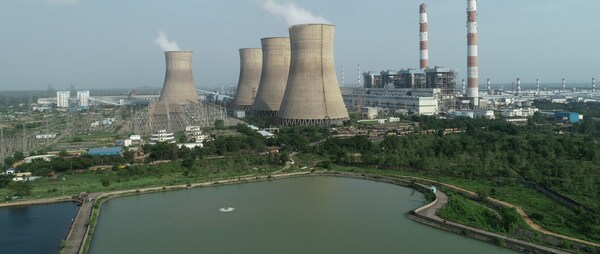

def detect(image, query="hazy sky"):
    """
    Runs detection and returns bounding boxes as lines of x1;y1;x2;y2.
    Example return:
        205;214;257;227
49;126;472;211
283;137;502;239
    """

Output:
1;0;599;91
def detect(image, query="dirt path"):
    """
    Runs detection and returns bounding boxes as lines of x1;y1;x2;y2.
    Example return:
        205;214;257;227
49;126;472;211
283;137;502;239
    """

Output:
413;187;572;254
403;175;600;248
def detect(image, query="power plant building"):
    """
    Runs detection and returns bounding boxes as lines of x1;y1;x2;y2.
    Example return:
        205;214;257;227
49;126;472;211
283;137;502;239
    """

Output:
139;51;227;132
77;90;90;107
233;48;263;111
158;51;199;104
253;37;291;116
277;24;349;126
56;91;70;108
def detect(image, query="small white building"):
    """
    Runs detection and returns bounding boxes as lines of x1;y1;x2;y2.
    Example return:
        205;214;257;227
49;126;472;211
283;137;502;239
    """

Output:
149;130;175;144
24;154;57;163
502;108;539;118
234;110;246;119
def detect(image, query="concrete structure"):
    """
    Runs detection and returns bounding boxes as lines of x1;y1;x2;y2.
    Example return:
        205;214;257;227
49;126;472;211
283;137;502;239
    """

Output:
77;90;90;107
420;3;429;69
593;78;596;93
502;108;539;118
159;51;199;104
452;110;495;119
149;130;175;144
278;24;349;126
253;38;291;116
88;147;122;156
233;48;263;111
466;0;479;106
362;107;379;119
57;91;70;108
24;154;57;163
562;78;567;92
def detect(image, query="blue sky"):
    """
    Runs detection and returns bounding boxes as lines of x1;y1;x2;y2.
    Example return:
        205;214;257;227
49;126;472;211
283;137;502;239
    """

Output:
0;0;598;91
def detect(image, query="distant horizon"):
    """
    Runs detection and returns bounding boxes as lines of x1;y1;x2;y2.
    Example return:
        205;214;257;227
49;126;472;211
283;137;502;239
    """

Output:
1;0;599;90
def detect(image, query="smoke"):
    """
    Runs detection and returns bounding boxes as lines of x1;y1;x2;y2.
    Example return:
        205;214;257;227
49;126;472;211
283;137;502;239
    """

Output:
262;0;331;27
153;31;181;52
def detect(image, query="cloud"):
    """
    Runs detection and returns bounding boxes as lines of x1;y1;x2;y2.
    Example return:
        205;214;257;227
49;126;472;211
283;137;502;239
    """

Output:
154;31;181;52
262;0;331;27
46;0;79;5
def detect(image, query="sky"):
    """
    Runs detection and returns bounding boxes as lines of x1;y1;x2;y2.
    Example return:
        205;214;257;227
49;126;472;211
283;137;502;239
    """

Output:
0;0;599;91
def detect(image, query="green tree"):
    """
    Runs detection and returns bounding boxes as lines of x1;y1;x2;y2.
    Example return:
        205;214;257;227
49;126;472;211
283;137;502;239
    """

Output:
214;119;225;129
13;151;25;161
7;181;33;197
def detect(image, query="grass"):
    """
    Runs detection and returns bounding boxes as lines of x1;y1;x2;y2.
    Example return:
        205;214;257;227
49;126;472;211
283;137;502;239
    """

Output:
1;160;283;203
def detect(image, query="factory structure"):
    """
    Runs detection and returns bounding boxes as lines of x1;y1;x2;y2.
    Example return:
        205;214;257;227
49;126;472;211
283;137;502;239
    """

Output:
233;24;349;126
252;37;291;117
134;51;227;133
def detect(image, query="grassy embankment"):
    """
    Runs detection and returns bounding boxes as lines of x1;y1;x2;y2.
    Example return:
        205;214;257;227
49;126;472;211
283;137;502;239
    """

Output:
327;165;600;245
0;159;282;202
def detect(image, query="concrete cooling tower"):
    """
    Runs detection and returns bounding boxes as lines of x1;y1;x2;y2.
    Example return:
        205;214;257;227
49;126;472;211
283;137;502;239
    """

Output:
252;37;291;116
159;51;199;104
277;24;349;126
233;48;263;110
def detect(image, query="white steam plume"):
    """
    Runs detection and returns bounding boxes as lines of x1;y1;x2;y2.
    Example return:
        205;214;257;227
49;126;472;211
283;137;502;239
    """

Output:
262;0;331;27
154;31;181;52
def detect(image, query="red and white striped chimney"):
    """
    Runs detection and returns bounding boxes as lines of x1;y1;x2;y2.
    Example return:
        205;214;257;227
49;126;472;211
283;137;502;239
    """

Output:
420;3;429;70
466;0;479;104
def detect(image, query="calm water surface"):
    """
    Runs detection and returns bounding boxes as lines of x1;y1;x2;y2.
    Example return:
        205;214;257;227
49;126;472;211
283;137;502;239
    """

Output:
0;202;79;254
90;176;517;254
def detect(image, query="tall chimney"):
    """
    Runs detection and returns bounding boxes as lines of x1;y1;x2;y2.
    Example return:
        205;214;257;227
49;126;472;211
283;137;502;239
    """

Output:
487;78;492;95
420;3;429;70
593;78;596;93
517;78;522;95
277;24;349;126
233;48;263;111
562;78;566;92
466;0;479;105
462;79;466;96
253;38;291;116
536;78;540;96
159;51;199;104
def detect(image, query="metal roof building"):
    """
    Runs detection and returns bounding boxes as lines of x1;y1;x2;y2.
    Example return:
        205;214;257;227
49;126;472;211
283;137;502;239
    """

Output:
88;147;122;156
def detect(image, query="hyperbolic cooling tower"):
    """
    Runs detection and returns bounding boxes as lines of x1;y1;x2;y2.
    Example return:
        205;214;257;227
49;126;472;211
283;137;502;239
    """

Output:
277;24;349;126
159;51;199;104
252;37;291;116
233;48;263;111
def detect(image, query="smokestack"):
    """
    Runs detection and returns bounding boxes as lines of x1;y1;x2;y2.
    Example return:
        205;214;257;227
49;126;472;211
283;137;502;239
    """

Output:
487;78;492;95
593;78;596;93
536;78;540;96
420;3;429;70
253;38;291;116
517;78;522;95
278;24;349;126
466;0;479;105
233;48;263;111
462;79;466;96
562;78;566;92
159;51;199;104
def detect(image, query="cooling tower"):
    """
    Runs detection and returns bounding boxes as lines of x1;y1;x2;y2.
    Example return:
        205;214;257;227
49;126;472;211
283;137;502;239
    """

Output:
159;51;199;104
252;37;291;116
233;48;263;111
277;24;349;126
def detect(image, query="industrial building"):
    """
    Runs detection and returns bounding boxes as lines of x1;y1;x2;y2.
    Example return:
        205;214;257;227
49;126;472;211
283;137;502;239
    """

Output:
233;48;263;111
88;147;122;156
56;91;70;108
252;37;291;116
135;51;227;133
77;90;90;107
359;67;457;112
277;24;349;126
